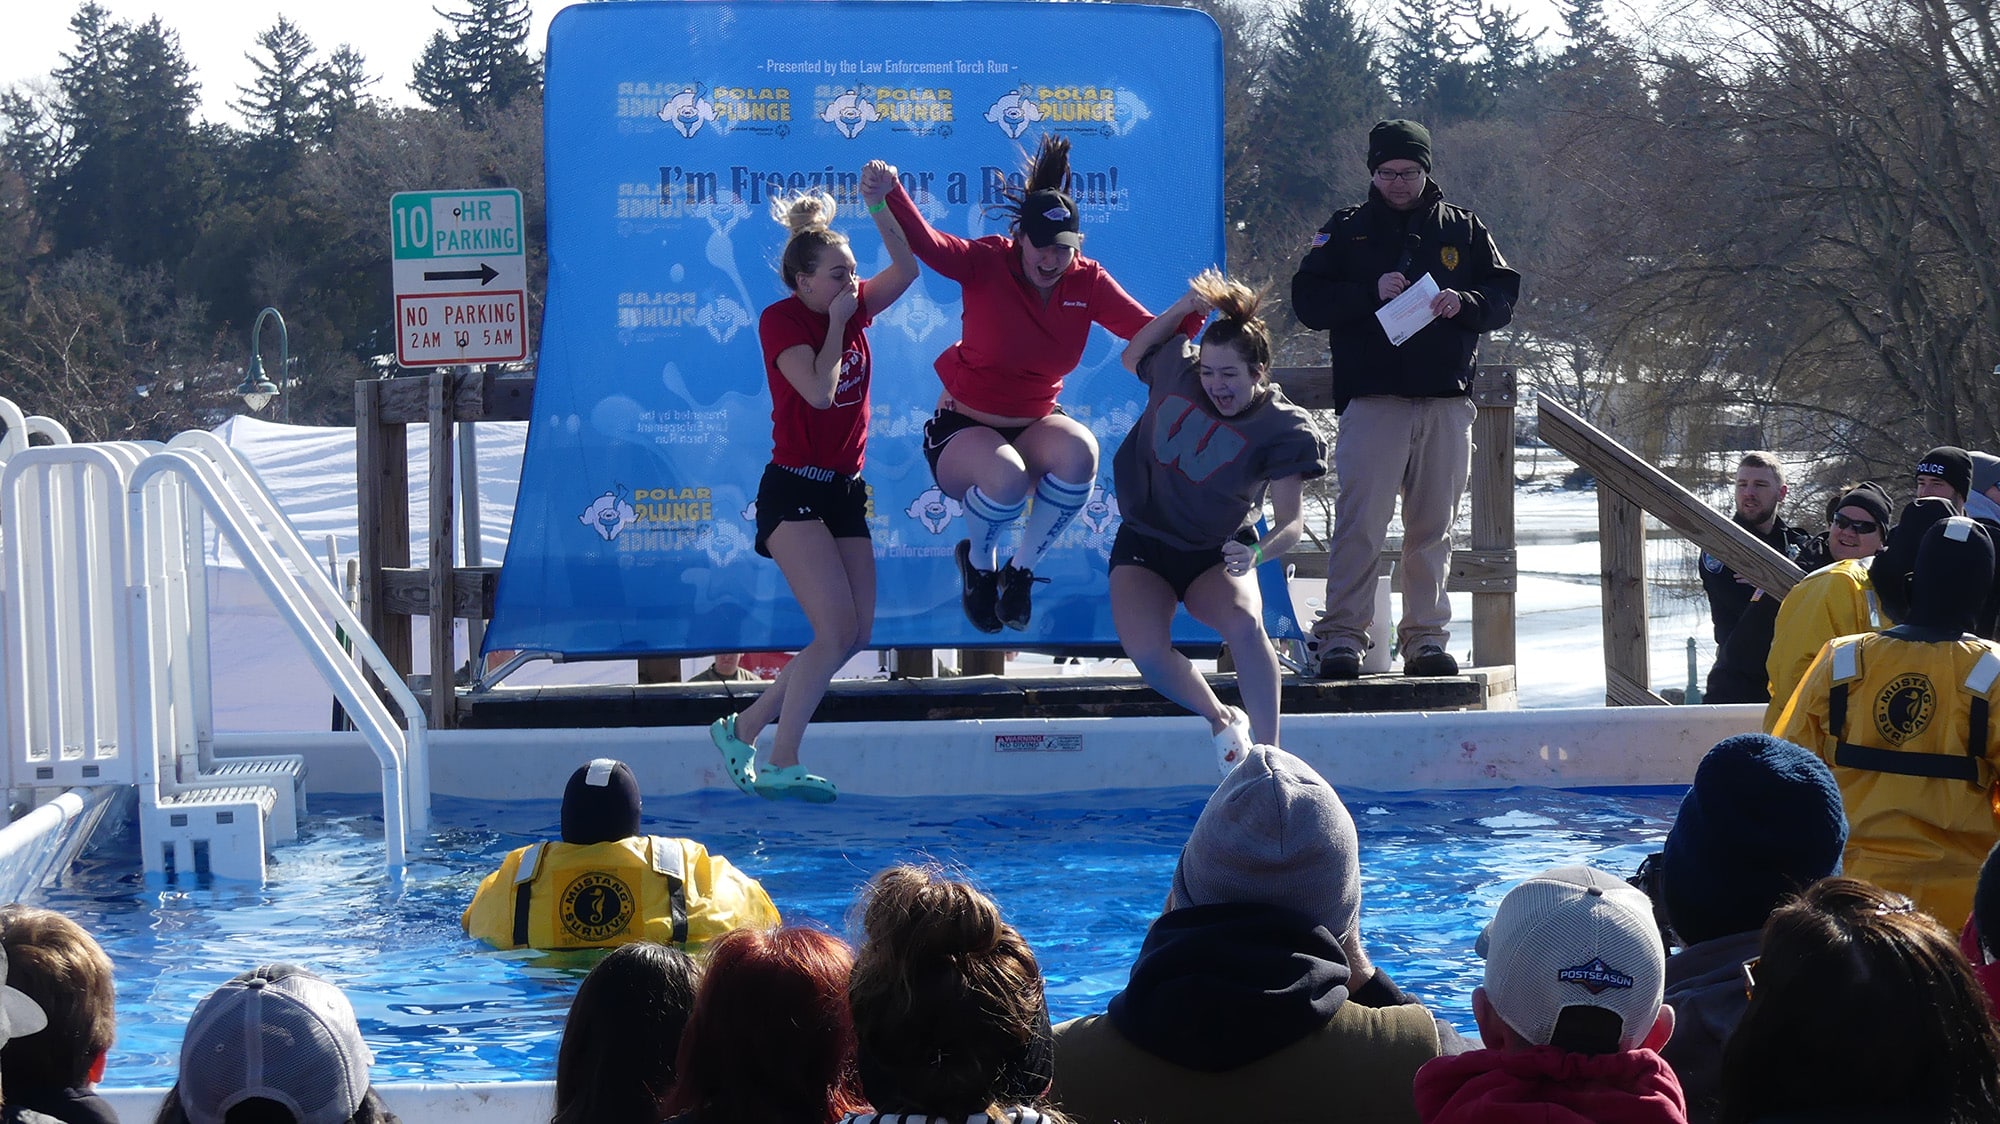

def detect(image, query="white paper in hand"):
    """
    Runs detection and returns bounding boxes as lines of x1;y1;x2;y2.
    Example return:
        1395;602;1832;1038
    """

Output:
1376;273;1441;346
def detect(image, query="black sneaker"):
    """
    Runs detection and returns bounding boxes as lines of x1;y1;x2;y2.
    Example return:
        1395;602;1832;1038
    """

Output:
956;540;1003;634
1404;644;1460;677
1315;645;1363;680
996;563;1048;631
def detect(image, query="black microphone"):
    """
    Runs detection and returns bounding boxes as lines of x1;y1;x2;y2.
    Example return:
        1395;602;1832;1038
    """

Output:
1393;232;1421;279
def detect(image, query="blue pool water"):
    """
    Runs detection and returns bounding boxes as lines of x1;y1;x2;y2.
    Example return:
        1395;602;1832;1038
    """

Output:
36;785;1684;1088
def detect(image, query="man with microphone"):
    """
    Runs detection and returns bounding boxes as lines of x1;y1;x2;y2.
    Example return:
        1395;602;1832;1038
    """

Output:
1292;119;1520;679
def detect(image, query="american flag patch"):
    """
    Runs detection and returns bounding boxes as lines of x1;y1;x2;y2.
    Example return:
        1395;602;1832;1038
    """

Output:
1310;233;1330;247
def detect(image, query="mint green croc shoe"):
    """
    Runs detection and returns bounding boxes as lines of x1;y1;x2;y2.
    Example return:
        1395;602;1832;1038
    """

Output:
709;714;758;795
753;763;838;803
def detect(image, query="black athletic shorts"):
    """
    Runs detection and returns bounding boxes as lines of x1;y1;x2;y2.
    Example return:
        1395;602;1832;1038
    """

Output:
754;463;871;558
1108;525;1258;602
920;405;1065;480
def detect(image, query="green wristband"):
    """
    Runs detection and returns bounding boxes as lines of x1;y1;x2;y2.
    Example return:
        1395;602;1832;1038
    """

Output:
867;201;886;215
1251;543;1263;566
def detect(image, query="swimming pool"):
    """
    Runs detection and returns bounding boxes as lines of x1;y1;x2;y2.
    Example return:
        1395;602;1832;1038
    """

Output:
39;783;1684;1089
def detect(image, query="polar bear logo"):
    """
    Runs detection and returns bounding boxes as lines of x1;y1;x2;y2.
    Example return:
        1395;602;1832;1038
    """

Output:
697;297;752;345
905;487;961;535
984;90;1044;139
821;90;880;139
1077;489;1120;536
659;87;717;138
579;491;636;541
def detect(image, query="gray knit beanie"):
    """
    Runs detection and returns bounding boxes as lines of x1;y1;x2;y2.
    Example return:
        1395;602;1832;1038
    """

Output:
1168;745;1361;942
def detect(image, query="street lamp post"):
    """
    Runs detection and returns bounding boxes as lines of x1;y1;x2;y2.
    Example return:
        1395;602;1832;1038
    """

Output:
236;307;290;422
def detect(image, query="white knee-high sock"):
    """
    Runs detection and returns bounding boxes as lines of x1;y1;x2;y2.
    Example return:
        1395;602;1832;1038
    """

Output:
1011;474;1094;571
961;485;1024;571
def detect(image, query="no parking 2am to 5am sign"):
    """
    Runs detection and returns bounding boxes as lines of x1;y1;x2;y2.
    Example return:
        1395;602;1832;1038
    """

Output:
390;188;529;367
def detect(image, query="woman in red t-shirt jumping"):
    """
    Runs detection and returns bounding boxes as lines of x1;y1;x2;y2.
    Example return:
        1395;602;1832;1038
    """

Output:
881;135;1180;633
709;160;917;802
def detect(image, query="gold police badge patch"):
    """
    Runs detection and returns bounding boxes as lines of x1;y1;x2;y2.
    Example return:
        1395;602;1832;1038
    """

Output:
1440;246;1460;271
1874;673;1937;746
560;871;636;942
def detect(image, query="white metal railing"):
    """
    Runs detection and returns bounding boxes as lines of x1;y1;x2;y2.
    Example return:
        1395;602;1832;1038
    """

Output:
1;443;154;791
1;413;423;877
165;431;430;831
126;448;423;871
0;398;73;463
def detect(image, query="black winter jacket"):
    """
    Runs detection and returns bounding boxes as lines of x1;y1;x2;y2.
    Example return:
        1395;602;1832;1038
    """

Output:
1290;181;1520;413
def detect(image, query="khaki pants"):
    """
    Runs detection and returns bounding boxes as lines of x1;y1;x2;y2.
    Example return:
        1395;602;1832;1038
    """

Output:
1313;394;1474;658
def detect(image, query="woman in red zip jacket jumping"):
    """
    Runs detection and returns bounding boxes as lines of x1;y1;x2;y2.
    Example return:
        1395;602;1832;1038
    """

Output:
879;134;1194;633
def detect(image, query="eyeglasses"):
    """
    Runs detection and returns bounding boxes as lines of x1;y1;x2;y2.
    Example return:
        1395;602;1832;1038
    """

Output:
1831;513;1880;535
1373;167;1425;184
1739;956;1760;1001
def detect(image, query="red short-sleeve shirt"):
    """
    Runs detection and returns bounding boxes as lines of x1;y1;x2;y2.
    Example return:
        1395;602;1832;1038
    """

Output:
758;282;876;476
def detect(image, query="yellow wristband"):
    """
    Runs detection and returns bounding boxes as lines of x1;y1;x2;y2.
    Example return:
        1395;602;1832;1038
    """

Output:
867;201;886;214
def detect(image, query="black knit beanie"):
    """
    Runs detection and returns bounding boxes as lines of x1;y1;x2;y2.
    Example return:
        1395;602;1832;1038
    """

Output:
1905;516;1996;634
1368;119;1432;172
1917;445;1973;498
561;758;642;844
1876;497;1958;625
1833;482;1892;529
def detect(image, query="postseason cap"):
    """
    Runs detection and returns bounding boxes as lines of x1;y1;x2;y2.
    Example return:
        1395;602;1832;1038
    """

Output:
1478;865;1665;1052
179;965;373;1124
1017;189;1082;249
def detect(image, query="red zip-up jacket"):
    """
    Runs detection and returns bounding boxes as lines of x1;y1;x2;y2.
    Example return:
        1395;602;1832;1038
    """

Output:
1414;1045;1689;1124
884;182;1161;419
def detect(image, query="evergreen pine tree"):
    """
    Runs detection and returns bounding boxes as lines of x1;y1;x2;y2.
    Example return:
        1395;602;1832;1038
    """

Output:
1385;0;1462;121
1474;0;1543;107
311;46;377;139
1242;0;1387;246
410;0;540;119
235;16;320;178
410;30;464;116
47;14;216;271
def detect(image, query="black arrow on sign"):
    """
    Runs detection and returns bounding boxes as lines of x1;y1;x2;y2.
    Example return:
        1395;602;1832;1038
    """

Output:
423;263;500;286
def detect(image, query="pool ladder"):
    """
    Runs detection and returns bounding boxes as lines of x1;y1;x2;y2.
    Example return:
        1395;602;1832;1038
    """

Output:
1;406;426;881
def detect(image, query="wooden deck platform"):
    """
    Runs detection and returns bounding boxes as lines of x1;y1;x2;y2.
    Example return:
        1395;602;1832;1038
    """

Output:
444;667;1516;729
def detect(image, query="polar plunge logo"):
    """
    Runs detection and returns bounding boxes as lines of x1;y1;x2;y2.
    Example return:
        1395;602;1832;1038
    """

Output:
820;89;880;139
985;89;1043;139
1016;84;1121;135
657;87;717;138
657;84;793;137
580;489;637;541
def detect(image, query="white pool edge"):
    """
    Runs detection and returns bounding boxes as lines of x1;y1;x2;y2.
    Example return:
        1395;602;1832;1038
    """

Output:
211;705;1765;800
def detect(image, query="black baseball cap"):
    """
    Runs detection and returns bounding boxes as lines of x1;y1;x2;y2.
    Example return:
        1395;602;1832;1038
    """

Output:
1018;189;1082;249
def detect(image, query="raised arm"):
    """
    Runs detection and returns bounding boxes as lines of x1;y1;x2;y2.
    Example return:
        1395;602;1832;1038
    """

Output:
859;160;917;310
1120;287;1210;376
881;175;975;282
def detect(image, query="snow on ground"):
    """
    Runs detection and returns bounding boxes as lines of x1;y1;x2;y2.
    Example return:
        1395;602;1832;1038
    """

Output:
204;425;1733;729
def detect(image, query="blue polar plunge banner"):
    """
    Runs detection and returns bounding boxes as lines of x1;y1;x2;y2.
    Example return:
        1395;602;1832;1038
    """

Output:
486;0;1303;657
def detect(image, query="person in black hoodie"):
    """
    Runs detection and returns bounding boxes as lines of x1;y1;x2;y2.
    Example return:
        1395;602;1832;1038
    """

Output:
1049;745;1465;1124
1291;119;1520;682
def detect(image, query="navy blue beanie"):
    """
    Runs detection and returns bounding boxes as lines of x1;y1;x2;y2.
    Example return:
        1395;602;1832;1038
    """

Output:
1660;734;1847;945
